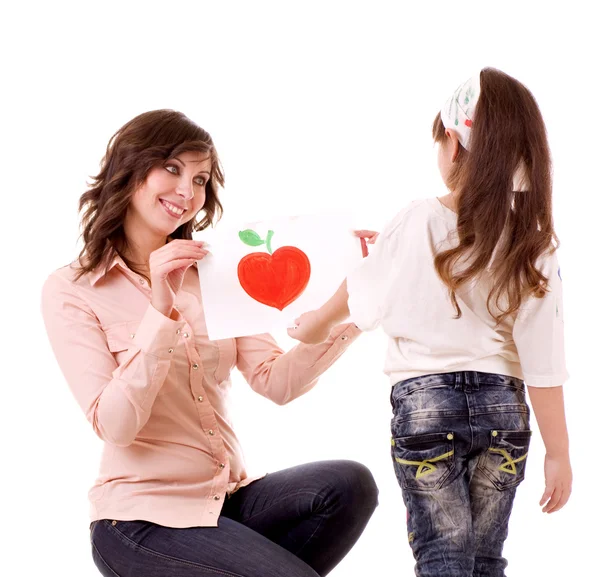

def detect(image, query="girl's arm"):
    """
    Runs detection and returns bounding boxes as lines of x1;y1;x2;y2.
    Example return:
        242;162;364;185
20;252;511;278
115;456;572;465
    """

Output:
527;386;572;513
288;280;351;344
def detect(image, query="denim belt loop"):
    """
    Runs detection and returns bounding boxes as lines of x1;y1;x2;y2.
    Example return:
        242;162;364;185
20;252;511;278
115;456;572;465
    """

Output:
454;372;463;390
463;371;480;393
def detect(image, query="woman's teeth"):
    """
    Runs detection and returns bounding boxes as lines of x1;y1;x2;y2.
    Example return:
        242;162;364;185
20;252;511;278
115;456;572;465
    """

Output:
161;200;185;216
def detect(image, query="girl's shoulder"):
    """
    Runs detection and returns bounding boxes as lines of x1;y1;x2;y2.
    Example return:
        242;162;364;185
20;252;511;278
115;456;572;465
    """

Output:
381;197;444;239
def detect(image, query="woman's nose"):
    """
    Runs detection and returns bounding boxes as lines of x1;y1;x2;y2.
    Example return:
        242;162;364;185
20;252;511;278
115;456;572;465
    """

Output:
176;179;194;200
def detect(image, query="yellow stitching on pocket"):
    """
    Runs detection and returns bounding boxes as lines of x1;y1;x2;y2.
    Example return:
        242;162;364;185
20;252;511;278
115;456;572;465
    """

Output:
488;447;528;475
408;532;415;543
394;450;455;479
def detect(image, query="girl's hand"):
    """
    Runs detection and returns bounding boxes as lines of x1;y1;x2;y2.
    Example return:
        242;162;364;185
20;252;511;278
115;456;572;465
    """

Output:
287;310;332;344
150;240;210;318
354;229;379;244
540;453;573;513
354;230;379;257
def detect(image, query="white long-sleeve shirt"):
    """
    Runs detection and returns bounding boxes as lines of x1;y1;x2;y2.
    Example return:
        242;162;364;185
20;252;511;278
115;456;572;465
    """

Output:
347;197;567;388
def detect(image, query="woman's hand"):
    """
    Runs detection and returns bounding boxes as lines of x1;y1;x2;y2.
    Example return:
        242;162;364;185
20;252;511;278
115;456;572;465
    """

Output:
540;453;572;513
150;240;210;318
288;310;332;345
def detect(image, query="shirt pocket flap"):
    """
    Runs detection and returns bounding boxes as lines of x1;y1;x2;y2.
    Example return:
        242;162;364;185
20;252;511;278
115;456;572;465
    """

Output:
103;322;140;353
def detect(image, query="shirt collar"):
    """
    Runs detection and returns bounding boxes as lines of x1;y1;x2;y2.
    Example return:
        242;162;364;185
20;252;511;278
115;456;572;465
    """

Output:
89;252;128;286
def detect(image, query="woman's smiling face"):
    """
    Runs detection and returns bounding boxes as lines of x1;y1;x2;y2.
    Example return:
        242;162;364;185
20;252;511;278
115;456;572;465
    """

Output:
126;150;212;239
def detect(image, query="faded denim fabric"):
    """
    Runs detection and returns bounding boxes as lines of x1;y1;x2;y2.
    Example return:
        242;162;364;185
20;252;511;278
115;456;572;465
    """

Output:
391;372;531;577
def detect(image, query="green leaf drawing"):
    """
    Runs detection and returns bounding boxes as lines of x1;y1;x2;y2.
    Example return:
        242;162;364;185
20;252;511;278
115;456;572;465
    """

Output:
239;229;265;247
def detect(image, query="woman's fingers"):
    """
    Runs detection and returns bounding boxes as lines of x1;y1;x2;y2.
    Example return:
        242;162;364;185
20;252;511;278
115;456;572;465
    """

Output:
151;245;209;269
159;258;201;277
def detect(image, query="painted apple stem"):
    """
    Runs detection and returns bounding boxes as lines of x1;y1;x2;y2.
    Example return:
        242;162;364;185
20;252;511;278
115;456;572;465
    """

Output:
266;230;274;254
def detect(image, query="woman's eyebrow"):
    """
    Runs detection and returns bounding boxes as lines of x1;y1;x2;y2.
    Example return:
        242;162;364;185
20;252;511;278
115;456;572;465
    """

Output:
173;157;211;174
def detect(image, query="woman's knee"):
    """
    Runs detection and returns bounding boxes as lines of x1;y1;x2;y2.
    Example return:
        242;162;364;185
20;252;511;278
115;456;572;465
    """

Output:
325;460;379;511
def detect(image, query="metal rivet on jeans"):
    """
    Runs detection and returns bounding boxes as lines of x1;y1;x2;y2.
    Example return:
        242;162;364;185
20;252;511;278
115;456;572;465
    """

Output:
447;433;454;440
111;520;117;526
492;430;498;437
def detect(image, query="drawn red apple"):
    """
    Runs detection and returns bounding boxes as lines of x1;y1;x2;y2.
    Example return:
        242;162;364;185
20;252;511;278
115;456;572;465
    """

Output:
237;229;311;311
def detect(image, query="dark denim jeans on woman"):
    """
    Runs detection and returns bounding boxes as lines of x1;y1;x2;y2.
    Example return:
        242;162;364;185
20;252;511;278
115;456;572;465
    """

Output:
390;372;531;577
90;460;378;577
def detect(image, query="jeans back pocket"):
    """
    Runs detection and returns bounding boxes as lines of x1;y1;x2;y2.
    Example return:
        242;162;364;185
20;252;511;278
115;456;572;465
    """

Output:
477;429;532;491
392;431;455;491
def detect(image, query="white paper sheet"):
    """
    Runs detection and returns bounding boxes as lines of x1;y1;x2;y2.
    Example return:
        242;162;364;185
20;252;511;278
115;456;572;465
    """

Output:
193;213;363;340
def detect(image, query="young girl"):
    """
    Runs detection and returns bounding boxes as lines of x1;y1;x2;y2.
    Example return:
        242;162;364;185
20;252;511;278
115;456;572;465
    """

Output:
289;68;572;577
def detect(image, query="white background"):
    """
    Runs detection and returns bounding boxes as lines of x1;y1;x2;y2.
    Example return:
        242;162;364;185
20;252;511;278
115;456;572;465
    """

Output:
2;1;599;576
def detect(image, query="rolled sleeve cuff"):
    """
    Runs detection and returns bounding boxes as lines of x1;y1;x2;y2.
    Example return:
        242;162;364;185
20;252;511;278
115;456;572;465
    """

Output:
329;322;362;345
524;371;569;388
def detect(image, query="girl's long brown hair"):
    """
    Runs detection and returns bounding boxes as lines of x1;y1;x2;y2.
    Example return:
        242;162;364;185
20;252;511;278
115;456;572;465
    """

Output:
75;110;224;281
433;68;558;323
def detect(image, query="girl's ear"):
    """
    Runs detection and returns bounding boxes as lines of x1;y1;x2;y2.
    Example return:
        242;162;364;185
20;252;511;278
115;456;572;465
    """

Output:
445;129;461;162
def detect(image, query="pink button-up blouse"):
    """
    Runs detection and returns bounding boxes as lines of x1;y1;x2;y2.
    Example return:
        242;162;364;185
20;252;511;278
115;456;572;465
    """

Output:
41;254;360;528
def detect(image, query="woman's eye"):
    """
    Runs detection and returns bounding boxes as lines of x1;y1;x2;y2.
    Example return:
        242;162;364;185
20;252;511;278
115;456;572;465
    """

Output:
165;164;179;175
194;177;206;186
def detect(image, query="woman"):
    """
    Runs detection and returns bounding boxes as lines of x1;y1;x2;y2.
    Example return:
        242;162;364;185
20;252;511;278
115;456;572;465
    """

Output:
41;109;378;577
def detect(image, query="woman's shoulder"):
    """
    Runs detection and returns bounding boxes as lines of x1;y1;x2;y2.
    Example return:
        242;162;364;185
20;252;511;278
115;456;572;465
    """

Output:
42;260;94;299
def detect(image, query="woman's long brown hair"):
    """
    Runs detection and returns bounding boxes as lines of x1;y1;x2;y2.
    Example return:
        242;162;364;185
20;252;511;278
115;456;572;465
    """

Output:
432;68;558;323
74;110;224;281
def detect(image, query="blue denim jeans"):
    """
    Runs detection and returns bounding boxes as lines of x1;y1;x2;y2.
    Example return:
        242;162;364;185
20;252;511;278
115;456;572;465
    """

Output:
390;372;531;577
90;460;378;577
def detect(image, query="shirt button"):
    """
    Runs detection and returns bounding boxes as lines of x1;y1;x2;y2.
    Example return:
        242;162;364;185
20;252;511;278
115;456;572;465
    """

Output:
168;348;174;354
213;495;220;501
192;363;199;370
183;332;189;338
219;463;225;469
197;395;204;402
130;333;135;339
341;335;348;341
208;430;214;436
138;278;145;285
176;329;181;335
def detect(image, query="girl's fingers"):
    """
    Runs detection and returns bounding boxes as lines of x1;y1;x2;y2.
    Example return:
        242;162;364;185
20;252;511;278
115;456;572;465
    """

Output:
545;490;563;513
542;487;560;513
539;487;553;507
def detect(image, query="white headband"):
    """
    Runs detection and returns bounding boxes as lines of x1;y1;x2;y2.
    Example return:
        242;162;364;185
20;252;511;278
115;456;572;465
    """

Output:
440;73;481;150
441;72;529;191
